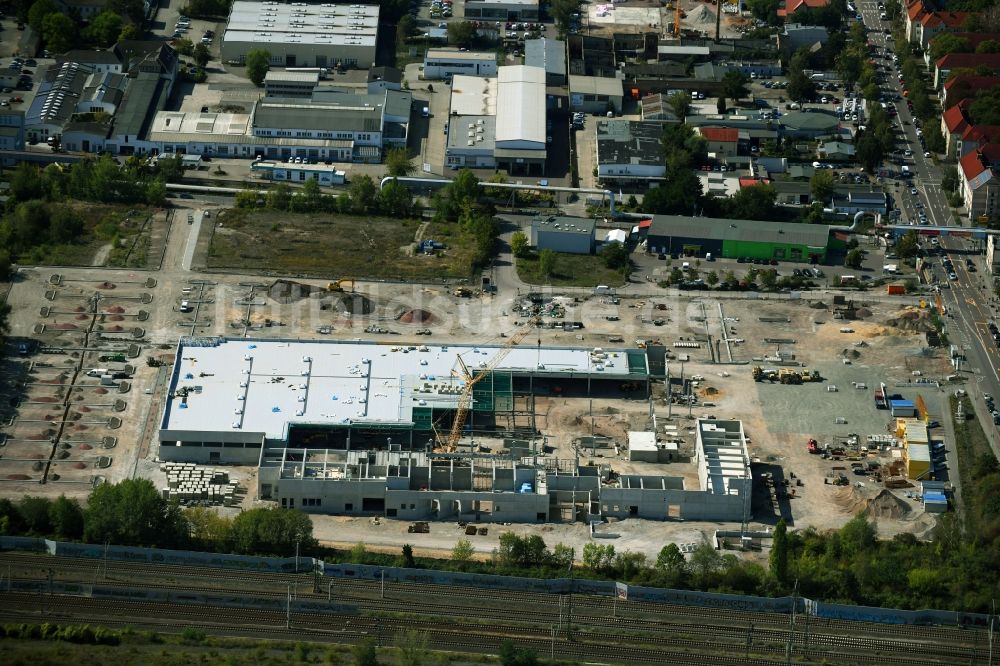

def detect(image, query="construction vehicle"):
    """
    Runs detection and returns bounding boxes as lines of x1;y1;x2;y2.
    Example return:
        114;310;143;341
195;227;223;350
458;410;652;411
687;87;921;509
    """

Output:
807;438;819;454
778;368;802;385
453;287;473;298
326;279;354;292
438;319;538;452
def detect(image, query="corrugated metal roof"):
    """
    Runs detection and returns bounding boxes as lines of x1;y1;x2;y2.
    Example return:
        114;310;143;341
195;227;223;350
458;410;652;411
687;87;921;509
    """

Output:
496;65;546;147
113;73;167;138
524;38;566;76
648;215;831;248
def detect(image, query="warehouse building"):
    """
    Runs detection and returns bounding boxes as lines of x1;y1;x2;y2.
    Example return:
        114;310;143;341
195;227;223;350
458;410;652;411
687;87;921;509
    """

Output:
569;74;624;114
250;160;346;185
524;38;566;85
645;215;836;263
221;1;379;69
445;65;547;175
423;49;498;80
464;0;539;20
263;70;320;98
530;215;596;254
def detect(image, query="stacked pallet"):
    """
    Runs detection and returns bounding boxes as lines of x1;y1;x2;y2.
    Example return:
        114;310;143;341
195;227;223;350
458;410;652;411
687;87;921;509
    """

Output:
159;462;239;506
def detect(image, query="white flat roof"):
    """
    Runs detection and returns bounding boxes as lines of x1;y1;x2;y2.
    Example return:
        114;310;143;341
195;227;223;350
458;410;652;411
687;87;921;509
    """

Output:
450;75;497;116
162;338;644;440
224;0;379;46
426;49;496;62
496;65;546;147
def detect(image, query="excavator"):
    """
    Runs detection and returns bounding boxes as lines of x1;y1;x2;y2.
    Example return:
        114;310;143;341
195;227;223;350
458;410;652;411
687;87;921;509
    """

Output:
437;320;538;453
326;279;354;292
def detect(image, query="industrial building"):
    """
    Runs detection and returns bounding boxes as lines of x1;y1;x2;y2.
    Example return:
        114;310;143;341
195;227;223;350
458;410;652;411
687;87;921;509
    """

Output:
445;65;547;175
422;50;498;80
250;160;346;185
530;215;596;254
569;74;624;114
463;0;539;20
158;338;753;524
645;215;837;263
221;1;379;69
524;38;566;85
596;120;667;183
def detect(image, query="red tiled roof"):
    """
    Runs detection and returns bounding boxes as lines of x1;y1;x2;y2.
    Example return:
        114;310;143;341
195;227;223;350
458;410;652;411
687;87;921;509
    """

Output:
960;149;989;180
943;101;970;133
637;219;652;229
778;0;829;16
700;127;738;142
906;0;926;21
936;53;1000;70
920;11;969;29
982;143;1000;161
739;177;770;187
961;124;1000;144
943;74;1000;90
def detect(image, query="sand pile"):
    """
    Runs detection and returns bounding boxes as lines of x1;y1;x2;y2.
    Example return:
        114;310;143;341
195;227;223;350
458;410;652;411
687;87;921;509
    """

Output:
398;309;434;324
94;388;108;395
75;314;88;320
867;489;911;520
34;396;58;403
72;462;86;469
107;325;123;332
78;443;92;451
106;305;125;313
688;4;716;27
269;279;319;304
109;315;124;322
809;301;827;309
74;306;86;313
886;309;935;333
6;474;30;480
832;486;868;514
97;282;116;289
856;307;872;318
50;323;78;330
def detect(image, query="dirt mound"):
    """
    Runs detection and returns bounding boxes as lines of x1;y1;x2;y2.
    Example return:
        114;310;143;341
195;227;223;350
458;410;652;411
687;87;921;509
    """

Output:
809;301;827;309
33;396;58;403
331;294;374;315
78;443;93;450
75;314;89;320
832;486;868;514
108;315;124;322
688;4;716;26
867;489;911;520
72;462;86;469
856;307;872;318
842;348;861;359
94;388;108;395
74;306;86;313
106;325;123;332
269;279;319;304
50;323;78;330
886;308;935;333
106;305;125;313
6;474;30;480
398;309;434;324
97;282;116;289
78;406;90;413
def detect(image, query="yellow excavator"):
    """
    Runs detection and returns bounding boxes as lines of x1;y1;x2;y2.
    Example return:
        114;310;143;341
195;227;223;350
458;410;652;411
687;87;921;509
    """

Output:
326;279;354;292
438;320;538;452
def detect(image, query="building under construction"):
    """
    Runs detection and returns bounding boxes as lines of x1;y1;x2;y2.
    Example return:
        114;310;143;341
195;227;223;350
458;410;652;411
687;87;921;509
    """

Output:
158;337;749;523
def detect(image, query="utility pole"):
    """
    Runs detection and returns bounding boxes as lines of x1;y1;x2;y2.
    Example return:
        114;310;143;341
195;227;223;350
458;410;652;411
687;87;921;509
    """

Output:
295;538;300;574
551;624;556;662
990;599;996;666
102;539;109;581
286;583;291;629
786;579;799;665
745;623;754;660
380;569;385;599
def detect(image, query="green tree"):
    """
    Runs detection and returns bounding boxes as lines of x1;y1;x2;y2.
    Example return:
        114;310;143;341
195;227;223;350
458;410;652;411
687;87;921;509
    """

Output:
266;182;292;210
447;21;476;47
705;270;719;287
229;506;315;556
84;10;122;47
759;268;778;290
27;0;59;33
600;242;630;271
184;506;233;550
401;543;416;568
9;161;45;202
396;629;430;666
844;248;863;269
245;49;271;86
174;38;195;57
397;14;417;49
550;543;574;571
655;543;686;573
717;96;727;114
746;0;780;22
499;640;539;666
384;147;414;177
350;175;378;214
549;0;582;34
48;495;84;540
977;39;1000;53
18;496;52;535
929;33;972;61
193;43;211;69
83;479;189;548
109;0;145;23
840;514;877;555
770;518;789;583
353;637;378;666
667;91;691;121
582;542;616;574
510;231;529;258
451;538;475;563
724;184;777;220
42;12;76;54
895;230;919;259
434;169;482;222
538;248;556;277
941;166;959;193
643;169;702;215
495;532;549;568
376;178;413;217
722;70;750;103
810;169;835;202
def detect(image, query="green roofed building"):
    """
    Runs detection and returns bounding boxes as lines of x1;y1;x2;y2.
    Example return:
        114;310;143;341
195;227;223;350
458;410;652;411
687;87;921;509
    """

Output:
646;215;838;263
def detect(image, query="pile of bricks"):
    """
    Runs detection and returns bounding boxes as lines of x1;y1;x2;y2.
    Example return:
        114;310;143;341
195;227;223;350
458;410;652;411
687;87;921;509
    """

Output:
160;462;239;506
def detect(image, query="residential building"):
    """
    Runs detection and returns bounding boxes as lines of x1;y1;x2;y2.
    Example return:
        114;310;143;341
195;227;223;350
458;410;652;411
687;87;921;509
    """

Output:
59;49;123;74
959;145;1000;221
524;38;566;86
942;75;1000;108
645;215;835;262
817;140;856;161
697;127;739;159
957;124;1000;160
56;0;110;19
568;74;623;114
422;49;498;80
530;215;596;254
986;233;1000;276
263;70;321;98
464;0;539;20
777;0;831;20
910;8;970;48
220;1;380;69
934;53;1000;89
924;32;1000;66
941;101;971;158
595;120;666;183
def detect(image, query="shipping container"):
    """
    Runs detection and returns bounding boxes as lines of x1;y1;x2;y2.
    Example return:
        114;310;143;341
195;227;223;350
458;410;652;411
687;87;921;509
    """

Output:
887;284;905;295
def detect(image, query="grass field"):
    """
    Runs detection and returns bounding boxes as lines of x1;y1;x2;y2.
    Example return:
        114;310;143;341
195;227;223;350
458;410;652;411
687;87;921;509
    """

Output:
206;210;480;280
18;203;153;268
516;252;626;288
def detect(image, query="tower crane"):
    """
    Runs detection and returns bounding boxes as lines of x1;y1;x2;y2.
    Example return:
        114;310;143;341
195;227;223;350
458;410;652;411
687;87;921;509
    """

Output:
438;320;538;452
675;1;682;38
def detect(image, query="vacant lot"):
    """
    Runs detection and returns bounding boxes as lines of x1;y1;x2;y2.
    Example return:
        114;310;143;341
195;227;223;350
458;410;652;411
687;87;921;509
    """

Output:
517;252;626;287
206;211;480;280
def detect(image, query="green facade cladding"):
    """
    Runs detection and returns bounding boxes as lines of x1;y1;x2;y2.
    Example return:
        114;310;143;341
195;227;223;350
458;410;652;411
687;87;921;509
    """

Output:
721;239;828;262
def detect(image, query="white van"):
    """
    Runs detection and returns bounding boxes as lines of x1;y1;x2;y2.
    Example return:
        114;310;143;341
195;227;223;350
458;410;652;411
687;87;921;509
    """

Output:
682;261;691;270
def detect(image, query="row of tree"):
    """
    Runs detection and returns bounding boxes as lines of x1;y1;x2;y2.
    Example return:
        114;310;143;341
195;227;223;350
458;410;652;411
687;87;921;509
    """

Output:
234;175;415;219
0;479;317;555
21;0;142;53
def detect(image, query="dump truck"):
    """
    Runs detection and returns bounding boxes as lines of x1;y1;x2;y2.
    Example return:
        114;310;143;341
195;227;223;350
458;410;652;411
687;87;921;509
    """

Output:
778;368;803;385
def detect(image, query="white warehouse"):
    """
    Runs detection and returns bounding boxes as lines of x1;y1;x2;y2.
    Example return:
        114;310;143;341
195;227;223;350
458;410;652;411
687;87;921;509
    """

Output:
423;49;498;80
221;1;379;69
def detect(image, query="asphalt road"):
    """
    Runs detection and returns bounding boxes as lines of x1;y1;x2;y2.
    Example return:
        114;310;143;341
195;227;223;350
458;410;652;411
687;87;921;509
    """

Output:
857;2;1000;464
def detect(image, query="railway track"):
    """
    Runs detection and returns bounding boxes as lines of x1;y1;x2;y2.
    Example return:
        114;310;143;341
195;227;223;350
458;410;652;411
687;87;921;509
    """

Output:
0;552;987;665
